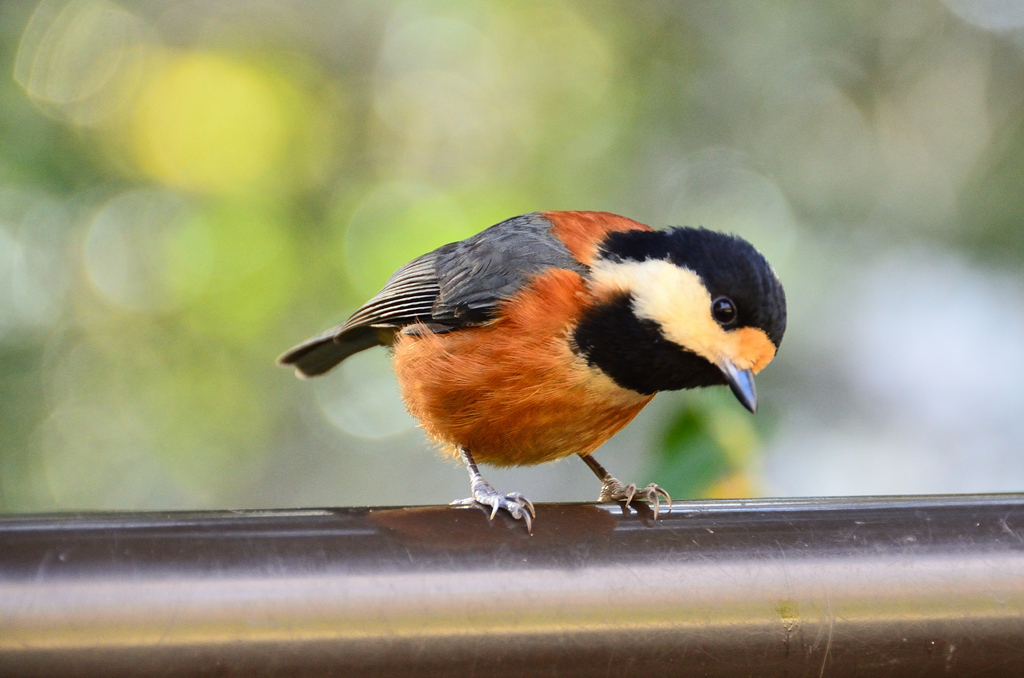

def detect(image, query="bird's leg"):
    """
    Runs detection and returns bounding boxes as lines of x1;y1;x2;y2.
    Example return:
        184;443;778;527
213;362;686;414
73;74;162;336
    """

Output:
579;453;672;518
451;447;535;532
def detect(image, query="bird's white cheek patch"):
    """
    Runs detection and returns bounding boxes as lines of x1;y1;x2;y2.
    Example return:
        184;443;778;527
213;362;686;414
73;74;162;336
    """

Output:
590;259;725;365
589;258;777;372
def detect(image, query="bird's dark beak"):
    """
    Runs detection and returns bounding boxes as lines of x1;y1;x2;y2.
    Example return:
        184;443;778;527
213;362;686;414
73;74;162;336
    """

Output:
719;358;758;414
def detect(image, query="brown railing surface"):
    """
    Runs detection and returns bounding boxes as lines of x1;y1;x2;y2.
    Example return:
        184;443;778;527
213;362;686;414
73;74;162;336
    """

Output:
2;494;1024;677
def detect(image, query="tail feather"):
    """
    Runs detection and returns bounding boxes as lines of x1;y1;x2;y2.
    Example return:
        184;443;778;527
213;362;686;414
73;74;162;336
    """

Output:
277;326;385;378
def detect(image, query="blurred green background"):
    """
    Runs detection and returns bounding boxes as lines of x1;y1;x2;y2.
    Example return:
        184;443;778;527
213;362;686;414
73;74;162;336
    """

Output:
3;0;1024;512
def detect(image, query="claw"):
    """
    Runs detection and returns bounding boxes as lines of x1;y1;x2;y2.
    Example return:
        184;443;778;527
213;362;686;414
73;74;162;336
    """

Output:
455;448;534;533
454;485;535;534
600;477;672;518
623;483;637;505
506;492;536;518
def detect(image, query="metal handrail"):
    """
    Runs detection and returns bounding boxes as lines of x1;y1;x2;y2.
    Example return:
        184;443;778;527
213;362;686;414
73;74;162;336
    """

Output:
2;494;1024;677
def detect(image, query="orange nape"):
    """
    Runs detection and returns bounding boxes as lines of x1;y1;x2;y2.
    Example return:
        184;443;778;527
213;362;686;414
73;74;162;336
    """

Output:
545;211;653;266
392;268;652;467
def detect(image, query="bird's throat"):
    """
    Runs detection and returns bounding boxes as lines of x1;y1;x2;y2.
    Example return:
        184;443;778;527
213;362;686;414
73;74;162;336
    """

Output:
572;294;726;395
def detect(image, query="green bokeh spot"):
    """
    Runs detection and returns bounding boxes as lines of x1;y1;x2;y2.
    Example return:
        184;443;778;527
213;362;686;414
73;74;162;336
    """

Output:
178;199;298;340
343;184;477;298
653;402;732;499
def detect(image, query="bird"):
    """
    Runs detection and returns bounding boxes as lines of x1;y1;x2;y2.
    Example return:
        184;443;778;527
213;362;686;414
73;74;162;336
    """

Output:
279;211;786;532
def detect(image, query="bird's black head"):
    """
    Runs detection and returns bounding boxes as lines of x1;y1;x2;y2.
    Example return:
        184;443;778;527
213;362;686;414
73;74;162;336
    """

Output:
573;227;786;412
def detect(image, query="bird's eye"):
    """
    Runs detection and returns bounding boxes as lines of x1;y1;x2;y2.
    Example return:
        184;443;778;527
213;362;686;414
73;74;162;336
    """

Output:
712;297;737;326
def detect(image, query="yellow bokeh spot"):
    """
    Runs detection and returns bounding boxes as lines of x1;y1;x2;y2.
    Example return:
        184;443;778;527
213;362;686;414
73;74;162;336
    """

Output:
705;473;758;499
131;52;287;193
709;408;760;467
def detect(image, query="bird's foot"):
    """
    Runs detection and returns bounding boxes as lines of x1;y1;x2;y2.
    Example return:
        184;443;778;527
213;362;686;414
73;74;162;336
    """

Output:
451;479;536;533
599;477;672;518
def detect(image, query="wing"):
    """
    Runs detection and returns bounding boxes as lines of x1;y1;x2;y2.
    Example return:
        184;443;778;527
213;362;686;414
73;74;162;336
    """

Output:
431;213;586;323
276;252;445;377
278;213;584;377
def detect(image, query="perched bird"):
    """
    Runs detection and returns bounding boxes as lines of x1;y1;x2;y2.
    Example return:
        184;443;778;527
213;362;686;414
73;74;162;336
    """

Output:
279;211;786;531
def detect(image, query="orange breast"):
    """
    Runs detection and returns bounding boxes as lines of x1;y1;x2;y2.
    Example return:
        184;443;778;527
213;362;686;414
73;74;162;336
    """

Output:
392;268;652;466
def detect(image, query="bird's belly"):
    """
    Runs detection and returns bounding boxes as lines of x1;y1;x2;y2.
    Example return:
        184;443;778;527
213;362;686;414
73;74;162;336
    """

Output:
392;324;651;467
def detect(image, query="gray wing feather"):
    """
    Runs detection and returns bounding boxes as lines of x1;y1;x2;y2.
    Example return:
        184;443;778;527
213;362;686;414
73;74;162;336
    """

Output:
279;213;583;377
432;213;585;322
277;252;443;377
340;253;443;330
